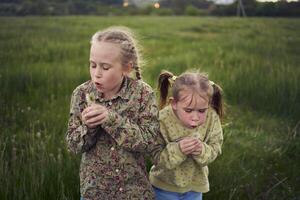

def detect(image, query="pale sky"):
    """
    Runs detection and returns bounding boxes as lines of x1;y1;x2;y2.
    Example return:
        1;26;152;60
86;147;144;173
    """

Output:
214;0;298;4
257;0;298;2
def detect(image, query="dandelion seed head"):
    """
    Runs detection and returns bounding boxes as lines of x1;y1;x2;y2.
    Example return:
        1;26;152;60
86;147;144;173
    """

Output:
86;93;96;106
36;132;41;138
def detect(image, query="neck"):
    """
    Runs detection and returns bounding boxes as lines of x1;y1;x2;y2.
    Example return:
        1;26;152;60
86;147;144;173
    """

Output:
103;76;125;100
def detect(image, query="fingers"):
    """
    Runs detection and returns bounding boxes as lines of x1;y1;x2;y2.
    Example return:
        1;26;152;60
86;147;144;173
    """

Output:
83;104;105;117
81;104;108;128
85;109;103;119
191;150;202;155
190;141;203;155
86;112;107;126
82;105;104;119
179;137;202;155
191;144;202;155
180;137;200;148
181;144;196;155
82;104;97;116
179;138;197;154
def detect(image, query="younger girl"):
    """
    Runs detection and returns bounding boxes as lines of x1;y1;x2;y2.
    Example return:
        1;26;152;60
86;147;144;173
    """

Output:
66;26;164;200
149;71;224;200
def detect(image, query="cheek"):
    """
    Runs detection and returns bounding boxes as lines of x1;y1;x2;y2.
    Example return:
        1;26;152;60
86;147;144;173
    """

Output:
108;72;122;82
89;68;94;78
199;113;207;122
180;112;191;121
174;110;185;121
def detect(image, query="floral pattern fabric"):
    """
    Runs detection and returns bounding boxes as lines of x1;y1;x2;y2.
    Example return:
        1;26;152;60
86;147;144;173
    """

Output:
66;77;165;200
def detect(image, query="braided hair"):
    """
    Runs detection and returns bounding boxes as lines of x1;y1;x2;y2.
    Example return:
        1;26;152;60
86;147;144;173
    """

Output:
91;26;143;80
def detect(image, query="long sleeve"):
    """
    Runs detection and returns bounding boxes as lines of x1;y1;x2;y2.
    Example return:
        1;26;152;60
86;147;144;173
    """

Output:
192;111;223;167
65;88;99;154
155;121;187;170
101;88;164;163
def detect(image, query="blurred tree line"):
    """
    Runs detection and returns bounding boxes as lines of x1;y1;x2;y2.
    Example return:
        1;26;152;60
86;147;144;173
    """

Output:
0;0;299;16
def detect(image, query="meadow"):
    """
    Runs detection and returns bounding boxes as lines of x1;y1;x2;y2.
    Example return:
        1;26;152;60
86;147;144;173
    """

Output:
0;16;299;200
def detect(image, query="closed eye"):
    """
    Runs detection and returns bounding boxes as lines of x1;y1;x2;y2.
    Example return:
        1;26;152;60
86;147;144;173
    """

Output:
184;109;193;113
90;61;96;68
90;64;96;68
101;63;111;70
198;109;207;113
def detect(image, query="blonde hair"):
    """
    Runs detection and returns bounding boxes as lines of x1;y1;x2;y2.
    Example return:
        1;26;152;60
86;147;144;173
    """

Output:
91;26;143;80
158;70;224;118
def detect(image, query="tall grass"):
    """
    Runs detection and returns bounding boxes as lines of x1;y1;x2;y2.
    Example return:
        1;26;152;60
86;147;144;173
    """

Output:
0;16;299;199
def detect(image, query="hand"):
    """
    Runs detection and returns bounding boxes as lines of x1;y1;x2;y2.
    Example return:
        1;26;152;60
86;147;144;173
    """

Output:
191;138;203;155
82;103;108;128
178;137;202;155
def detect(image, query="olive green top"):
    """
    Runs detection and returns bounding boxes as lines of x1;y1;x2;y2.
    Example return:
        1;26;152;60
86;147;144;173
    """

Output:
149;105;223;193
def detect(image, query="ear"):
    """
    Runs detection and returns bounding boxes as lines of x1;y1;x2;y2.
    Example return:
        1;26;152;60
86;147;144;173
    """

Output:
123;62;133;76
170;97;177;111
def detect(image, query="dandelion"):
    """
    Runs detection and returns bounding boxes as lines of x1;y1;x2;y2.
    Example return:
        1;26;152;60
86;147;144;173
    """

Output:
36;131;41;138
57;148;62;163
86;93;96;106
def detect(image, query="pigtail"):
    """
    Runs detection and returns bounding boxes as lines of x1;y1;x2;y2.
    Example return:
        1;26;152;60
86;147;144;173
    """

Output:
211;83;224;119
135;65;142;80
158;71;174;109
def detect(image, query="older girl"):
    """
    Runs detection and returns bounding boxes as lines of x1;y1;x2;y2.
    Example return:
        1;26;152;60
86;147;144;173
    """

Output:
66;27;164;200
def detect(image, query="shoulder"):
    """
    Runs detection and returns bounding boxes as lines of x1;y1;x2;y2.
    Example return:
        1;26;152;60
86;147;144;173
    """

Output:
71;80;92;99
207;107;218;117
159;105;173;122
125;78;155;101
68;81;91;111
206;107;221;125
128;78;154;94
72;81;91;94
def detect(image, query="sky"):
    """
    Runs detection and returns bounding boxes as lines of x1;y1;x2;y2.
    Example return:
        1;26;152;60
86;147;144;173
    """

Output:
214;0;298;4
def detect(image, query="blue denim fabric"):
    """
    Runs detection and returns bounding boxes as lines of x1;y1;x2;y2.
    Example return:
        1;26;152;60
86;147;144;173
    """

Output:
153;186;202;200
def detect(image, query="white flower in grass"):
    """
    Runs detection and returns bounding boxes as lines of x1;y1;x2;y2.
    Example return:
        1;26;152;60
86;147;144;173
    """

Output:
36;131;41;138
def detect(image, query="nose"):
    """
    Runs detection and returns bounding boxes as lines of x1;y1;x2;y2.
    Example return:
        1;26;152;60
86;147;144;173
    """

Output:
191;112;201;122
95;66;102;78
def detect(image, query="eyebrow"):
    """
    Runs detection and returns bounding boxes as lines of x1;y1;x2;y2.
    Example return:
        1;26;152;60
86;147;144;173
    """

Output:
89;60;112;66
184;106;208;110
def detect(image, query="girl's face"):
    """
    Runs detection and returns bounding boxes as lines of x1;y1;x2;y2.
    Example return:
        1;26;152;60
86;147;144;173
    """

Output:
171;90;209;129
89;41;131;99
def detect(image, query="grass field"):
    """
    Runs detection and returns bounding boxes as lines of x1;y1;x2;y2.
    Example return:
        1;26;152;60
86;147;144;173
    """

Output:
0;16;299;200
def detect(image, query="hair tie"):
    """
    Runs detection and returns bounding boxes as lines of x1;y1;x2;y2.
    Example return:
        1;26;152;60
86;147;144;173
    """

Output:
209;80;215;86
121;40;130;45
168;75;177;86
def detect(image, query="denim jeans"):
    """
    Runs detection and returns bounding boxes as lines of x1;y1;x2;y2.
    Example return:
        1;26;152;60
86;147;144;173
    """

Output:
153;186;202;200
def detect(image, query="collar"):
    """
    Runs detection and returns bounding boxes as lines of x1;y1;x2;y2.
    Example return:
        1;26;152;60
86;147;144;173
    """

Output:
87;76;131;102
